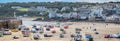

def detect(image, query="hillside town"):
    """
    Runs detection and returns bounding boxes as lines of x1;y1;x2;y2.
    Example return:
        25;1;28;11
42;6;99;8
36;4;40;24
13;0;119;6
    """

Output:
0;2;120;23
23;3;120;23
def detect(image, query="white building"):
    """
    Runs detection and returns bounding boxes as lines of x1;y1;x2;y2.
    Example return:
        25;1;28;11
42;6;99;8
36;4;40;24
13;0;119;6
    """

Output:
28;6;48;12
79;13;89;20
56;14;63;18
115;6;120;15
62;13;71;19
61;6;70;11
89;6;104;21
48;12;56;18
70;12;78;18
28;7;37;11
36;6;48;11
105;14;120;23
48;8;59;12
90;7;103;17
72;7;78;11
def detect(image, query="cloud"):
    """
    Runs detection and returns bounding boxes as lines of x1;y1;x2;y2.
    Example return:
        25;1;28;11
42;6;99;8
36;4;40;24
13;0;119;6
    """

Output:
50;0;62;2
54;0;62;1
75;0;120;3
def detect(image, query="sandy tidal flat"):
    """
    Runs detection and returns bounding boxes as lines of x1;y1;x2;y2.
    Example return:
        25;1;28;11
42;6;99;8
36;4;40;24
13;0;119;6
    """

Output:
0;22;120;41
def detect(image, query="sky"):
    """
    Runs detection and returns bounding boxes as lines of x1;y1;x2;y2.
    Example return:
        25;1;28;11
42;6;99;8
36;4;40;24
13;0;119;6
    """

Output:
0;0;120;3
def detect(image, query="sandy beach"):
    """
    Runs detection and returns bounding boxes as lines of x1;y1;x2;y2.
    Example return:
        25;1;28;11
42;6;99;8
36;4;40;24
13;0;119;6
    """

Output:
0;18;120;41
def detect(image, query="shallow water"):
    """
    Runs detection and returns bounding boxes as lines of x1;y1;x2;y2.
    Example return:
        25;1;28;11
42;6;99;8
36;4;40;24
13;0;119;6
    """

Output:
22;20;58;26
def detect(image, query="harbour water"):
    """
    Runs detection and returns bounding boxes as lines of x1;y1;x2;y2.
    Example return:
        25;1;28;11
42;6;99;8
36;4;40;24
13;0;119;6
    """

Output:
22;20;58;26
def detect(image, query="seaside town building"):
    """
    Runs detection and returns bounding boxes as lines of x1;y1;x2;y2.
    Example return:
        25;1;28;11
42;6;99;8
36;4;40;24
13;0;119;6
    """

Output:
88;6;104;21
